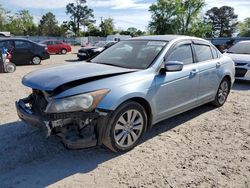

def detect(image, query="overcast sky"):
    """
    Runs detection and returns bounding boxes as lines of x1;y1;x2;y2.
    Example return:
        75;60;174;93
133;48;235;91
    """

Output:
2;0;250;31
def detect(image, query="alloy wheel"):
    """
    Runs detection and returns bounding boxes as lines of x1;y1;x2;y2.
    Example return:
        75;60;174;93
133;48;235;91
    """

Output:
32;56;41;65
218;80;229;105
114;109;144;148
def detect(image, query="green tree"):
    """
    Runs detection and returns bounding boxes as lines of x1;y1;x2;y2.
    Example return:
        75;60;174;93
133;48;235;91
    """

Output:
119;30;130;36
59;22;70;37
119;27;145;37
204;6;238;37
189;20;212;37
85;23;101;36
38;12;61;36
127;27;138;36
66;0;95;36
238;18;250;37
8;10;35;35
177;0;205;34
149;0;205;35
0;4;10;31
149;0;178;34
100;18;115;36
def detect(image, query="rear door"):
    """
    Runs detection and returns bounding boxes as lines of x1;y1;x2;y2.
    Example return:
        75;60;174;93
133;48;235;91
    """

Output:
192;41;221;103
51;41;62;53
13;40;34;65
154;40;199;120
47;41;55;53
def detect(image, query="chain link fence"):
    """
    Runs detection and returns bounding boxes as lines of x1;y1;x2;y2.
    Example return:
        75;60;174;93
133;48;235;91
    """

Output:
12;36;107;46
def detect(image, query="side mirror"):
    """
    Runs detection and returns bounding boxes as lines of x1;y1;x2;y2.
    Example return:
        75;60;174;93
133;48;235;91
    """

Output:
164;61;184;72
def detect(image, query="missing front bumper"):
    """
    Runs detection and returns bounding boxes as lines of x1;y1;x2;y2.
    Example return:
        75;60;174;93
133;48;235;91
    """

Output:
15;98;107;149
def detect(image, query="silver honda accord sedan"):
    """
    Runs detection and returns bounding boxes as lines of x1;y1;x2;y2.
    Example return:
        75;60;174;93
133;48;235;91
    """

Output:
16;35;235;152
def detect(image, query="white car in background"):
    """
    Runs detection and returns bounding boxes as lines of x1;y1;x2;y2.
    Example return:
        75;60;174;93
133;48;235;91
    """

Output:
225;41;250;81
0;32;11;37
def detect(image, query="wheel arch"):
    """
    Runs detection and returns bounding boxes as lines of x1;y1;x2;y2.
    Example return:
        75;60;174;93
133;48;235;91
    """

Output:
128;97;153;131
97;96;153;146
223;74;232;89
33;54;42;59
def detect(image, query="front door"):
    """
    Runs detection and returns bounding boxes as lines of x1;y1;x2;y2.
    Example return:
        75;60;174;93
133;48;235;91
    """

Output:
154;40;199;121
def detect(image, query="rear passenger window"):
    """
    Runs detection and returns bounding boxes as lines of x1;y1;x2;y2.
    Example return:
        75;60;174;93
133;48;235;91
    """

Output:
194;44;213;62
47;41;53;45
15;41;32;49
53;41;60;45
167;44;193;65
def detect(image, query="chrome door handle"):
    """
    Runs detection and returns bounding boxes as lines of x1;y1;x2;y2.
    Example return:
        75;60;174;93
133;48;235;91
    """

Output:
216;62;221;68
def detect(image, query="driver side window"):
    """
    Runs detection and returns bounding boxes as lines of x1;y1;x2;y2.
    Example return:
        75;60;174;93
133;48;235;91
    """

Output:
166;44;193;65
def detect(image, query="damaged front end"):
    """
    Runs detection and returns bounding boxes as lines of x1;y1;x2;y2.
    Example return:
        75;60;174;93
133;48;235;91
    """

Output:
16;89;110;149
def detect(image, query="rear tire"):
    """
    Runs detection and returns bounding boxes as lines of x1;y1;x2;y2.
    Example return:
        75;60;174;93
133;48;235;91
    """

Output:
31;56;41;65
103;101;147;152
61;49;67;54
212;78;230;107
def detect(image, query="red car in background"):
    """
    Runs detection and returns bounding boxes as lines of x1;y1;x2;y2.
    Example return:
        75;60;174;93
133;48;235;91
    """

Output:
40;40;72;54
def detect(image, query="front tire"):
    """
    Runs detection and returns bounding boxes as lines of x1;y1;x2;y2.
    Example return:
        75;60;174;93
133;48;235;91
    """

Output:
212;78;230;107
31;56;41;65
103;101;147;152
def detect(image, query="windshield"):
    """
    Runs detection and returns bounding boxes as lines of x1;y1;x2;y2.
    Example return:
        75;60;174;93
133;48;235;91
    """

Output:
228;42;250;54
91;40;167;69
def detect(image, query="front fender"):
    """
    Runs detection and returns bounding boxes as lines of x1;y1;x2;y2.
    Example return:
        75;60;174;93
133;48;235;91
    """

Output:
97;83;156;114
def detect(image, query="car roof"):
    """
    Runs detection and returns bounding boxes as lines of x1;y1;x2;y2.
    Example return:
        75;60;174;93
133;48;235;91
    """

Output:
42;39;61;42
129;35;208;43
0;38;34;42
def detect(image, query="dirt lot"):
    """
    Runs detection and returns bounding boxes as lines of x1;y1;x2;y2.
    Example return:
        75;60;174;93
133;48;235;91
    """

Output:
0;46;249;188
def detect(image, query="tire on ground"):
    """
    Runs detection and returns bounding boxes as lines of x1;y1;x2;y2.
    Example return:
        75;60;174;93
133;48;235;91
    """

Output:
103;101;148;152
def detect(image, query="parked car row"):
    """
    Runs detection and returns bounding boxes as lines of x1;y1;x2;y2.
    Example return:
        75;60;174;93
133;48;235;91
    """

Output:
16;35;235;152
77;41;117;60
0;38;73;65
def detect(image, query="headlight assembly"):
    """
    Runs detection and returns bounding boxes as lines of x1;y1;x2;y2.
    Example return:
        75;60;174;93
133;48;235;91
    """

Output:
45;89;110;113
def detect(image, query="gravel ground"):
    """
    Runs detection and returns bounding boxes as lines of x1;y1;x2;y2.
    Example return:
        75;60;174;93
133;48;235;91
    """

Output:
0;47;249;188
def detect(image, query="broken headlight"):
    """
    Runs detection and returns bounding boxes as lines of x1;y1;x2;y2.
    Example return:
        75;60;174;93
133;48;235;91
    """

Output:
45;89;110;113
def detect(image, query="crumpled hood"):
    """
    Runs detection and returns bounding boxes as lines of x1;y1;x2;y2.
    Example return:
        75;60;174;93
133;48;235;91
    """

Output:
225;53;250;63
22;62;136;91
